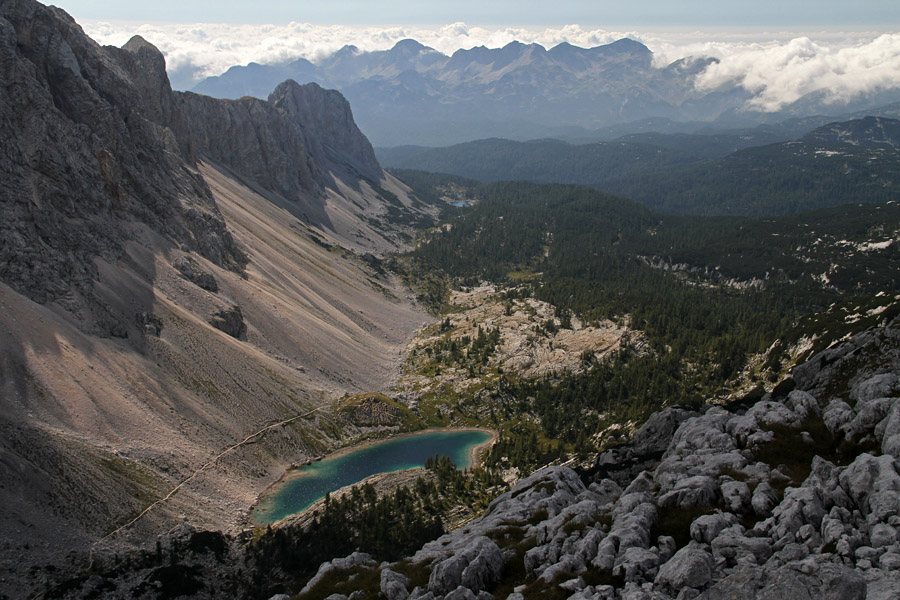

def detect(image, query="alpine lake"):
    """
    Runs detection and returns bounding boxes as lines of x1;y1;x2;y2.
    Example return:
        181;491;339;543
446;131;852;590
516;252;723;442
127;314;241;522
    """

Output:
251;429;493;524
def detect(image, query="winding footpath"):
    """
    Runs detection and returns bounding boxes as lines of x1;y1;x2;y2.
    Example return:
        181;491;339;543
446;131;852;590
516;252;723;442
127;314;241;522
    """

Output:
92;406;323;554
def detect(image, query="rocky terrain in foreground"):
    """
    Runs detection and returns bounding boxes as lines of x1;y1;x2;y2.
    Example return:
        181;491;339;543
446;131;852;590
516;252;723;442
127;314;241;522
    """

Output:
297;314;900;600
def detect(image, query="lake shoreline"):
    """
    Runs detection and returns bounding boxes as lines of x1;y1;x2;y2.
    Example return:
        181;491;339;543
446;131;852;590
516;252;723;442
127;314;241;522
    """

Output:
247;426;498;527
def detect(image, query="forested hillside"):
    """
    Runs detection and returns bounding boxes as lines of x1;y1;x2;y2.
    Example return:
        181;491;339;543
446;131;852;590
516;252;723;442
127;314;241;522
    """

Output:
402;176;899;450
381;117;900;217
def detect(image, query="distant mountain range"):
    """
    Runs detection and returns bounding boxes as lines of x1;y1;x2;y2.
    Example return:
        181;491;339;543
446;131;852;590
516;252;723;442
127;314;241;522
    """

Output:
381;116;900;217
192;38;900;146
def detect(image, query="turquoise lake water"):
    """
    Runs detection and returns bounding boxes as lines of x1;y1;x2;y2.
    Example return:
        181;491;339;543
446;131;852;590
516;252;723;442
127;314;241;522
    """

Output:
251;429;492;524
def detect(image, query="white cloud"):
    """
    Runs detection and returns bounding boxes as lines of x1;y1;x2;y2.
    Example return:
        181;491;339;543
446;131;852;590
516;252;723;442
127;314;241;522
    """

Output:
694;33;900;111
80;20;900;110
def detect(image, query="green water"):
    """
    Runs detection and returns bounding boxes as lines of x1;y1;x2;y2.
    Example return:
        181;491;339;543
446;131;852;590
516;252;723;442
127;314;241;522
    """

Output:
251;429;492;524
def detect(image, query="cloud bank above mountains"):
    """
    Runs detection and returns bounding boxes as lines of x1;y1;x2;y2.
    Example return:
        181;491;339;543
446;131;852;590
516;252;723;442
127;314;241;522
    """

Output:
82;20;900;112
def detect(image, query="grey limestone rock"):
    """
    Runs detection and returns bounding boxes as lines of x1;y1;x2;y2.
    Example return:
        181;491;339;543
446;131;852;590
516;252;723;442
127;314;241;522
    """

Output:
0;1;244;312
879;551;900;570
270;80;382;182
720;480;751;514
756;486;826;542
613;546;659;583
664;409;736;458
690;512;738;544
851;373;899;404
300;552;374;595
381;568;411;600
882;400;900;457
838;453;900;526
822;398;854;435
746;400;800;428
135;311;163;336
784;390;821;421
711;527;773;566
659;475;717;509
699;561;865;600
655;543;715;593
428;536;503;596
443;587;477;600
802;456;850;510
623;471;656;495
176;78;384;230
751;482;778;517
843;397;894;442
632;407;700;456
409;589;435;600
559;576;586;592
656;536;677;564
588;479;622;506
869;523;899;548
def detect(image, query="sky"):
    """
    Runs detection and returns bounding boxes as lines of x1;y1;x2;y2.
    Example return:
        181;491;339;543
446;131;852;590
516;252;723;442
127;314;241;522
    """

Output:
48;1;900;111
50;1;900;28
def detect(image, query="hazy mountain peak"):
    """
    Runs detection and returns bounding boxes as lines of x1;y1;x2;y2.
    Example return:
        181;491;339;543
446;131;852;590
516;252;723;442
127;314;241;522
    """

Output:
602;37;652;54
332;44;361;57
391;38;431;54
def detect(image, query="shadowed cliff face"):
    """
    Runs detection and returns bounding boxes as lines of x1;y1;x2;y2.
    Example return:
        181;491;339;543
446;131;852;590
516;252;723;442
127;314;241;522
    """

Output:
0;0;244;313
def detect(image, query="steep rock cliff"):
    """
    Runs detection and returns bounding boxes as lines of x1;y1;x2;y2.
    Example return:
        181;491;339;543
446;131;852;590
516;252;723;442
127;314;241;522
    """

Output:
0;0;243;312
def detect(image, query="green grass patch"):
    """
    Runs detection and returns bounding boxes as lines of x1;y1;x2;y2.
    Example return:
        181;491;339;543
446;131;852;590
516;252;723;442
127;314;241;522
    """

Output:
489;535;539;599
528;508;550;526
297;565;381;600
392;559;431;591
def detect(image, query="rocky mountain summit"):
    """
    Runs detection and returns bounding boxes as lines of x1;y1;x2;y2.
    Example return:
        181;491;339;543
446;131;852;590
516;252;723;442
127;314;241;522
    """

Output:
298;315;900;599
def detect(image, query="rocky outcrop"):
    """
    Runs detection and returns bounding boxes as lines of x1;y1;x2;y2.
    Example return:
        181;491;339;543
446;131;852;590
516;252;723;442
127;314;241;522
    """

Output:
301;315;900;600
174;255;218;292
208;305;246;340
0;0;393;317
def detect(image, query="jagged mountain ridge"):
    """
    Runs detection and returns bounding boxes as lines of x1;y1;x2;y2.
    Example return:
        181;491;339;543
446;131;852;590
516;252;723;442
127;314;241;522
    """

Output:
0;0;435;591
191;38;733;146
192;38;900;147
